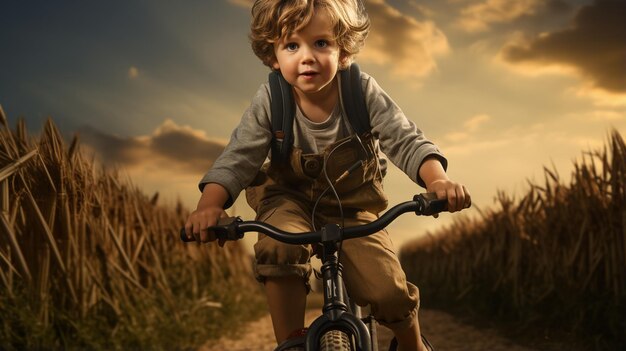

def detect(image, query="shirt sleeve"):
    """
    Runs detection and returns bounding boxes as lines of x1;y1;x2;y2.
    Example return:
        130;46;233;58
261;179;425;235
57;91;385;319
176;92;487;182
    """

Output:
363;72;448;188
198;83;273;208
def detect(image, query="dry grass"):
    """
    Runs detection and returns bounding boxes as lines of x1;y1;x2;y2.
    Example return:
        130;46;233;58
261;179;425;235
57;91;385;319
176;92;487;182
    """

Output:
0;107;264;350
401;130;625;350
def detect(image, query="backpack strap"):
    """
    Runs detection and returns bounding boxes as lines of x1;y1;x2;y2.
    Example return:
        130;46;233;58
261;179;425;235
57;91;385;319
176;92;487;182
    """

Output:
268;70;295;165
339;63;371;135
268;63;370;166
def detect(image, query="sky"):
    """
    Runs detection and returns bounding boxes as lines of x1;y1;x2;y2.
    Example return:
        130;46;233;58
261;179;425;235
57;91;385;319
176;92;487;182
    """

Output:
1;0;625;252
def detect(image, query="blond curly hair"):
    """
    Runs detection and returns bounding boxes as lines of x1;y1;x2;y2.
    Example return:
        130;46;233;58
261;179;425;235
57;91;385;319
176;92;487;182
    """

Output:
250;0;370;70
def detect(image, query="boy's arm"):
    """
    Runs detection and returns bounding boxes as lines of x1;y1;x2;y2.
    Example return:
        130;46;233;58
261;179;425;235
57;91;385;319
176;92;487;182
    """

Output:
184;183;229;244
199;83;273;209
418;156;470;213
360;72;471;211
196;183;230;211
187;83;273;243
363;73;447;187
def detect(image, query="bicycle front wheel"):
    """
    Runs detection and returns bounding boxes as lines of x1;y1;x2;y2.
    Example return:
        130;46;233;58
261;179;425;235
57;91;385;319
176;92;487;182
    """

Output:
319;330;353;351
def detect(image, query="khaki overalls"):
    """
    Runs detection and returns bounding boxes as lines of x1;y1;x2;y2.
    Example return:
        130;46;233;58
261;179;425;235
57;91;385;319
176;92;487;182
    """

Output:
245;133;420;330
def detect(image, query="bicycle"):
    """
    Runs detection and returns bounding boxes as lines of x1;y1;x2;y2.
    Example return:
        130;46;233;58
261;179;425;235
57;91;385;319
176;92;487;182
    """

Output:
181;192;448;351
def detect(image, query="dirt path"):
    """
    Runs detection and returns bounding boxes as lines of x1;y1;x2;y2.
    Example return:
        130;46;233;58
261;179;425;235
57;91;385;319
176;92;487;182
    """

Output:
199;299;538;351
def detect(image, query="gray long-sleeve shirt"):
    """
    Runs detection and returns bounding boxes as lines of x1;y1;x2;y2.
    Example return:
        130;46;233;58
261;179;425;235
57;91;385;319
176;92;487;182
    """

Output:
200;71;447;208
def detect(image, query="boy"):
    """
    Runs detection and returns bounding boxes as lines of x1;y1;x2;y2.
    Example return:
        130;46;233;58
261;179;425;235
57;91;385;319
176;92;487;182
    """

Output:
185;0;471;350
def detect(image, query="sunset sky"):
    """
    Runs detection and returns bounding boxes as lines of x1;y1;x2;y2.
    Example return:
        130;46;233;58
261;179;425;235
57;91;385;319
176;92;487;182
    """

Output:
1;0;624;251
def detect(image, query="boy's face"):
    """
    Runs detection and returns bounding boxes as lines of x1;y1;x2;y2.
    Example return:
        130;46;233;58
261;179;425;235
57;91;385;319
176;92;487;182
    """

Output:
272;8;343;98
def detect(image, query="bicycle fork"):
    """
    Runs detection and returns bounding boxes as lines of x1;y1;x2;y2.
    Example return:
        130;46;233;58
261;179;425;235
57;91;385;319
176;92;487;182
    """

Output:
304;224;372;351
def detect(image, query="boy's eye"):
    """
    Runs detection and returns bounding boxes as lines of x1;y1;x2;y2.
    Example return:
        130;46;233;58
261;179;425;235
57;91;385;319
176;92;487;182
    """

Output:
315;40;328;48
286;43;298;51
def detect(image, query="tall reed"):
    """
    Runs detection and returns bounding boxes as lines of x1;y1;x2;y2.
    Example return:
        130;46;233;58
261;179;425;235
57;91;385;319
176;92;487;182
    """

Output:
0;107;264;350
402;130;625;350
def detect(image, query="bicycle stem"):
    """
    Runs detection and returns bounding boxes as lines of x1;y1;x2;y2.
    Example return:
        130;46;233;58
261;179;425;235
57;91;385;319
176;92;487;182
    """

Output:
319;223;349;316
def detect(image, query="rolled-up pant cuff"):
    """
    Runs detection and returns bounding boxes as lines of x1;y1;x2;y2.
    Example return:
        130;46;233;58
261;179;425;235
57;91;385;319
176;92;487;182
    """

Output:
254;262;312;293
376;303;420;331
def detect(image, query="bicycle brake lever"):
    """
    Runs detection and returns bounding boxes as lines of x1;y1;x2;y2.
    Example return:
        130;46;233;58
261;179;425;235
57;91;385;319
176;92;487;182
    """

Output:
180;228;194;242
414;193;448;216
179;216;243;242
210;217;244;241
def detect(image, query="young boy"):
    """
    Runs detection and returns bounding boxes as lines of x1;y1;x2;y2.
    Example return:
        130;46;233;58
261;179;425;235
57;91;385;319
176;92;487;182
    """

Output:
185;0;471;350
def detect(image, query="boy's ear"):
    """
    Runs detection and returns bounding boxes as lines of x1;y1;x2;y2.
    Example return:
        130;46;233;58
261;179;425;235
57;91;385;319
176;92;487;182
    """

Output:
270;56;280;70
339;53;351;69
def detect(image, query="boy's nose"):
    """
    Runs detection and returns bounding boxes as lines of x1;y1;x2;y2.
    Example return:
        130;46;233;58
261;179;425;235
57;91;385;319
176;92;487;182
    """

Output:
300;46;316;64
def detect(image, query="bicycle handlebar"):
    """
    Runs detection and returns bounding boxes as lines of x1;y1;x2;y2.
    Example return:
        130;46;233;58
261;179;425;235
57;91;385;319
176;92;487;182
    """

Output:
180;193;452;244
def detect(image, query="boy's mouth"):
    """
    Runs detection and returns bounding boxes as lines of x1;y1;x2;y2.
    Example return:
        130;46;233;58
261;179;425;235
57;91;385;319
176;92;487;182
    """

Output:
300;71;318;77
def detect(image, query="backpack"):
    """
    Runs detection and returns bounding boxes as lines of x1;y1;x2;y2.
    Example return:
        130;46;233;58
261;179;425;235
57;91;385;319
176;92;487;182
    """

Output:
268;63;371;166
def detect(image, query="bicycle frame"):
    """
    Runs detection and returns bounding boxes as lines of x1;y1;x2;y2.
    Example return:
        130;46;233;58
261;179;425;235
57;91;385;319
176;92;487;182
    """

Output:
300;223;373;351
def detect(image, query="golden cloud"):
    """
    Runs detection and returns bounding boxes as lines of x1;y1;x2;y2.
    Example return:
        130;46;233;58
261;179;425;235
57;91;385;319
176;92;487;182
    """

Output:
457;0;545;32
464;114;491;131
78;119;226;174
360;0;450;79
444;114;491;141
499;0;626;99
568;110;625;123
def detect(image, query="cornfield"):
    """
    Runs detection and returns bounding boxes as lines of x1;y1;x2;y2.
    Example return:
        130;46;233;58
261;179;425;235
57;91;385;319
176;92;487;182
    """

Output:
401;130;625;349
0;106;264;350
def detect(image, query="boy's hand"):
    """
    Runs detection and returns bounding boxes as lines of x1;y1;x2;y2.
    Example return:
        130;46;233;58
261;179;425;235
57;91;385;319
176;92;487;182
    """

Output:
418;157;471;217
426;179;471;216
184;206;228;245
184;183;230;245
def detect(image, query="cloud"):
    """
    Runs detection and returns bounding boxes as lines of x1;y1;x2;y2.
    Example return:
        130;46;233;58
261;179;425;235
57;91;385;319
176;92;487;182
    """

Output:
457;0;546;32
360;0;450;79
75;119;230;210
128;66;139;79
438;111;622;160
567;109;625;123
571;85;626;108
499;0;626;96
407;1;436;18
444;114;491;141
464;113;491;131
78;119;226;174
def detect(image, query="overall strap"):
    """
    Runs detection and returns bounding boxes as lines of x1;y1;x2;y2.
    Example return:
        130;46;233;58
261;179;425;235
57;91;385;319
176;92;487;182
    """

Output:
268;63;371;166
268;70;295;165
339;63;371;135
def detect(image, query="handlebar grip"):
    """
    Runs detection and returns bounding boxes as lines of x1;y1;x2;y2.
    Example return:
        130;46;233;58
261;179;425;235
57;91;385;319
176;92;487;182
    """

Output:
180;227;195;242
414;193;448;216
179;217;243;243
